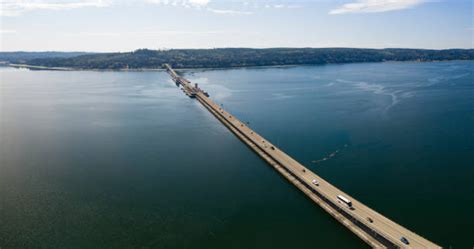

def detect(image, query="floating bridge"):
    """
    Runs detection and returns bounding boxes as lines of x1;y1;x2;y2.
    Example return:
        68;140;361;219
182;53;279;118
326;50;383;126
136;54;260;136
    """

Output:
163;64;441;249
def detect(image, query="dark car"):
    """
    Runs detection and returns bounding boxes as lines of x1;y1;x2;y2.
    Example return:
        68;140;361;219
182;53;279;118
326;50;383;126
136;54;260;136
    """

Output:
400;236;410;245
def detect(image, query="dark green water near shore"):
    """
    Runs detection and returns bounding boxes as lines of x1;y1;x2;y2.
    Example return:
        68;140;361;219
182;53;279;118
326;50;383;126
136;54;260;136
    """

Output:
1;61;473;248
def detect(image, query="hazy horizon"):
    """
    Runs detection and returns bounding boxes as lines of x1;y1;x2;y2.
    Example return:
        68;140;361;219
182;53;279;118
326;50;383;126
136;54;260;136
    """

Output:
2;46;474;53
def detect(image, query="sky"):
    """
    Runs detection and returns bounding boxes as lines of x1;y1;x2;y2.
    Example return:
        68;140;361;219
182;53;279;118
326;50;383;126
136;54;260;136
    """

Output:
0;0;473;51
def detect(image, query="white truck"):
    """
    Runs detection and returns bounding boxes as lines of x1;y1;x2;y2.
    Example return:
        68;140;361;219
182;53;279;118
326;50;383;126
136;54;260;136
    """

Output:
337;195;353;209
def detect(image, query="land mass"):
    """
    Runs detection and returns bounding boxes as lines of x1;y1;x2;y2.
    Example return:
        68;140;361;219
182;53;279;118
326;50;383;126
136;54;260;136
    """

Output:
1;48;473;70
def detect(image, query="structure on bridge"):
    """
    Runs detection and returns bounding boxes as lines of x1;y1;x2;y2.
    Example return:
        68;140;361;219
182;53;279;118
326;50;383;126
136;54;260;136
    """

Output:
163;64;441;249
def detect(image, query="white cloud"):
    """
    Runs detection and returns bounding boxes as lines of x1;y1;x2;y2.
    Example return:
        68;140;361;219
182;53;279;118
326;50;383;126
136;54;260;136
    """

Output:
0;0;213;16
144;0;251;15
188;0;209;6
273;4;302;9
329;0;424;15
66;30;236;36
144;0;210;7
259;3;301;10
207;7;252;15
1;0;112;16
0;29;17;34
1;0;294;17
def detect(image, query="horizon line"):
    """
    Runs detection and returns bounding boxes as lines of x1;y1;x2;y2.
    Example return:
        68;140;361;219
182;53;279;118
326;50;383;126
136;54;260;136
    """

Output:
2;46;474;53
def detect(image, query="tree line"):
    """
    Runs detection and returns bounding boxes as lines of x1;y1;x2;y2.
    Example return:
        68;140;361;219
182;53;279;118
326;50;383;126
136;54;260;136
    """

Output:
4;48;473;69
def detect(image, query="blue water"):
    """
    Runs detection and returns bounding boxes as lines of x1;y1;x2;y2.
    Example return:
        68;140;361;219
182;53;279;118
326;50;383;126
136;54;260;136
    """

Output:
1;61;473;248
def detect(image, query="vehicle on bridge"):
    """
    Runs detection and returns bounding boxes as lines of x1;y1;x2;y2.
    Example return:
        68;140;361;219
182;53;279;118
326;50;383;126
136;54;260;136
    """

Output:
337;195;353;209
401;236;410;245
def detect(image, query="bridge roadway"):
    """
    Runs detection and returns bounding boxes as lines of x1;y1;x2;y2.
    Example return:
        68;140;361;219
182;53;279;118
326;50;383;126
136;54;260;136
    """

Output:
164;64;441;249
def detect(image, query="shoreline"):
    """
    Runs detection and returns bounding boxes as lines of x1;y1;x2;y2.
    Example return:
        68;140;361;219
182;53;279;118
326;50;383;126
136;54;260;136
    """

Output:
7;63;316;72
7;59;472;72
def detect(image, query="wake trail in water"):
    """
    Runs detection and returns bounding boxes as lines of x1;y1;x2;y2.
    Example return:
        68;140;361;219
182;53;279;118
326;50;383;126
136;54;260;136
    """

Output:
311;144;348;165
336;79;405;115
427;72;471;86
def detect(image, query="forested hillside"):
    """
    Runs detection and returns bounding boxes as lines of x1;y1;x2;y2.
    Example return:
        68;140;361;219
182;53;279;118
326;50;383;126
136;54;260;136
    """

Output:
7;48;474;69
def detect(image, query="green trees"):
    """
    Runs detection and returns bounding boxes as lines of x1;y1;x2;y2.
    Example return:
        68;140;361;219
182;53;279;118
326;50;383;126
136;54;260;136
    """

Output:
12;48;474;69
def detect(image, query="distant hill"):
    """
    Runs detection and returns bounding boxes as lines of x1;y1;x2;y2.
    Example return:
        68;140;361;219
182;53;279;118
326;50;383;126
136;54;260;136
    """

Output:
0;51;90;64
12;48;474;69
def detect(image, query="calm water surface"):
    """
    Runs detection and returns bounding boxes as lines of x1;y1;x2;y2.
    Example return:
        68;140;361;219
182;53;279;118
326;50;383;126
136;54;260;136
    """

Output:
1;61;473;249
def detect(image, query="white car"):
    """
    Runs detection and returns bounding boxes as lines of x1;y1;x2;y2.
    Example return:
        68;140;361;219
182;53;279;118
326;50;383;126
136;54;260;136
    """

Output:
312;179;319;186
